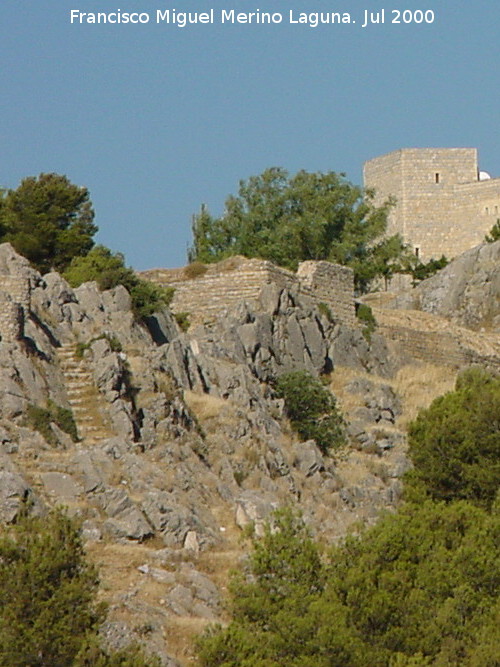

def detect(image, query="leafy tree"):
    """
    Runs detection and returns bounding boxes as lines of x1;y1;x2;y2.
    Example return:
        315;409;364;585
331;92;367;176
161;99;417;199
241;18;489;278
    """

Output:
197;502;500;667
406;368;500;509
189;168;408;292
0;507;103;666
484;219;500;243
64;246;173;320
408;255;449;285
275;371;345;455
0;174;97;273
328;500;500;666
197;509;343;667
0;507;160;667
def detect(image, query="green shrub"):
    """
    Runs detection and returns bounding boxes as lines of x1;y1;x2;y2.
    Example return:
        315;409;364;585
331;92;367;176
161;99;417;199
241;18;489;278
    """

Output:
356;303;377;342
75;334;123;359
0;507;103;665
27;400;78;444
64;246;174;321
174;311;190;332
484;219;500;243
275;371;345;455
129;280;174;320
0;506;160;667
317;302;333;322
407;368;500;509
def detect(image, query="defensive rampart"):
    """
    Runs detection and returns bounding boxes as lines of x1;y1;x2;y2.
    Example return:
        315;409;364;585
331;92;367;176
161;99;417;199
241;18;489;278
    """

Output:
373;307;500;370
142;257;356;327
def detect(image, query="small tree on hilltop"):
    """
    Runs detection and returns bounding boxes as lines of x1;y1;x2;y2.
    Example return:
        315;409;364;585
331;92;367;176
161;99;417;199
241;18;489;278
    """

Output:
0;173;97;273
189;168;408;292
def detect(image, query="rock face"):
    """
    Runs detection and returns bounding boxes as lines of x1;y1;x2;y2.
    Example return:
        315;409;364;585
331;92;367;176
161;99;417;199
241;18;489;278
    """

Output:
1;242;481;665
393;240;500;332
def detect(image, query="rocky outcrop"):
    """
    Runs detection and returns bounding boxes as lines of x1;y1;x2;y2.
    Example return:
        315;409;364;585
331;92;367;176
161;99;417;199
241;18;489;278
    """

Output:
0;242;459;665
393;240;500;332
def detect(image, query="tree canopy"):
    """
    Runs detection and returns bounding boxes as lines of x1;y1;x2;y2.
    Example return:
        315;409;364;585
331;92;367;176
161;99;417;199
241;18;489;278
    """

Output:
0;173;97;273
189;167;407;292
197;502;500;667
197;371;500;667
0;506;159;666
406;368;500;509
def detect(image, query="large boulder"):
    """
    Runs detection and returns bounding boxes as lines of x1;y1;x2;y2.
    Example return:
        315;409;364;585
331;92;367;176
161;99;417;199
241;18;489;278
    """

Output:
394;241;500;331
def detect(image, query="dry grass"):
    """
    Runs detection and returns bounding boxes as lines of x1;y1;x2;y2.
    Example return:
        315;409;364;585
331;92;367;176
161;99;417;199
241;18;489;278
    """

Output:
328;366;390;416
183;262;208;280
183;391;241;439
183;391;229;421
163;615;214;663
329;361;456;429
393;363;456;425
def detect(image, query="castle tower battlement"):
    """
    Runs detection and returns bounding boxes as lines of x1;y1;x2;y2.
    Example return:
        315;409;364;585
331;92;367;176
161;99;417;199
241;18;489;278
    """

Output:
364;148;500;261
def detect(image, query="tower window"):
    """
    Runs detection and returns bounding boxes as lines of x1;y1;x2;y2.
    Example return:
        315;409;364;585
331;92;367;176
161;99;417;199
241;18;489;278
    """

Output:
435;173;440;183
414;246;420;258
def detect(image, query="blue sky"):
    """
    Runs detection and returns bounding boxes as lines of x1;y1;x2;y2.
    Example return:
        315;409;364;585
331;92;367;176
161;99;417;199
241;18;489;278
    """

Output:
1;0;499;269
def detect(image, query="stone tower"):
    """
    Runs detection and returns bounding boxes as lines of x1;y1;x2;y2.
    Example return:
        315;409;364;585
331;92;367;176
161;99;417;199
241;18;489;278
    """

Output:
0;244;33;343
364;148;500;261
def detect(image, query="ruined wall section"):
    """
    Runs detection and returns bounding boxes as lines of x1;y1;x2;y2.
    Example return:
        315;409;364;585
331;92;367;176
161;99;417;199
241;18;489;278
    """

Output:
144;257;356;326
164;259;296;321
297;260;355;326
0;273;31;342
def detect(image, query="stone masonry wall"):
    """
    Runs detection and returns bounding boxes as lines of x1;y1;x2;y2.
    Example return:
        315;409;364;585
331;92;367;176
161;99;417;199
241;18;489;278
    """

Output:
0;274;31;342
297;261;355;326
0;293;24;342
364;148;500;262
142;257;356;327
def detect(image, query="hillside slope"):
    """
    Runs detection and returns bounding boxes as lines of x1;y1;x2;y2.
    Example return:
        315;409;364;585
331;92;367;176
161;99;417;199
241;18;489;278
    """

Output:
0;242;498;664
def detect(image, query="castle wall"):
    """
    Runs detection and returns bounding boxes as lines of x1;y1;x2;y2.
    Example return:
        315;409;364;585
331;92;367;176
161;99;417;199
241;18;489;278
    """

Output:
296;261;355;326
364;148;500;262
144;257;356;327
363;150;405;238
0;274;31;342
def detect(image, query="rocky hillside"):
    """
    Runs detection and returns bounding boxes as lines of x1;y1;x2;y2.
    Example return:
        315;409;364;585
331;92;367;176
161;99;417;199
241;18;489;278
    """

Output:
0;241;497;665
392;240;500;332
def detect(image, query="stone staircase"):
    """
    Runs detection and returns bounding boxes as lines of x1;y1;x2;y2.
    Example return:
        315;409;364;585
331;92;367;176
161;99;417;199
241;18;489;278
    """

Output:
57;344;114;445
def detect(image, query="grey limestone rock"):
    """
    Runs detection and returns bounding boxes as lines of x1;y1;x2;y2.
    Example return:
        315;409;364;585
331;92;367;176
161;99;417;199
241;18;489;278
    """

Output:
292;440;325;477
394;240;500;331
41;472;84;503
0;470;32;523
235;490;280;536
